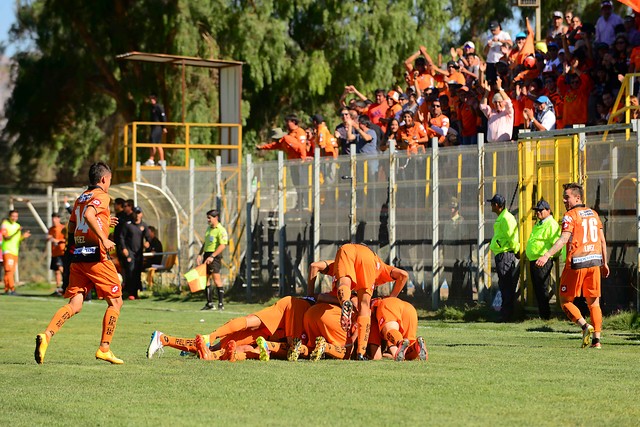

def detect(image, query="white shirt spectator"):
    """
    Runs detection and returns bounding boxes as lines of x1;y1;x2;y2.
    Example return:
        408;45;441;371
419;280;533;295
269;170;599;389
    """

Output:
486;31;511;63
596;12;624;47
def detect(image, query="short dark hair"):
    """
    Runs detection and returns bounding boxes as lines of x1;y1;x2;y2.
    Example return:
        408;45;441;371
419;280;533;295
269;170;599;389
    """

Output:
149;94;157;101
207;209;220;218
374;89;386;96
284;114;299;125
148;225;157;234
88;162;111;185
125;199;135;208
115;198;125;207
9;210;18;216
563;182;584;200
358;115;371;127
52;212;60;218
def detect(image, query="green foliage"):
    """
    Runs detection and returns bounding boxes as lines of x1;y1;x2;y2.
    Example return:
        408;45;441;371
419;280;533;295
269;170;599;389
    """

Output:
604;310;640;331
2;296;640;426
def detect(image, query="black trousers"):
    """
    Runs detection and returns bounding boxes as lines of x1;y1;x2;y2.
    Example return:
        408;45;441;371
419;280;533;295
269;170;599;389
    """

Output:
495;252;520;321
123;255;143;297
530;258;553;320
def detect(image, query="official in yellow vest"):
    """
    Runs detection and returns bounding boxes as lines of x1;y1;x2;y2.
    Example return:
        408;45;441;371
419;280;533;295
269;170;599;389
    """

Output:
1;210;31;294
525;200;562;320
197;209;228;311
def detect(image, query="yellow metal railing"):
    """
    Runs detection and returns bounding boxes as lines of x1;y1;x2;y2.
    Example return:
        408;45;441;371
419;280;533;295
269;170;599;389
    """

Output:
605;73;640;140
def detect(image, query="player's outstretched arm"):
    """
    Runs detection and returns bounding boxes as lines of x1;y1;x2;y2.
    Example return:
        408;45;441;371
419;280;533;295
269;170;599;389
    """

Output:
389;267;408;298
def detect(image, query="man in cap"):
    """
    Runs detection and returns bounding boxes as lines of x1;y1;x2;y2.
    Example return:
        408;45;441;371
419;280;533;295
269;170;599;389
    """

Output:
596;1;623;47
483;21;512;84
487;193;520;321
548;11;568;39
525;199;562;320
523;95;556;131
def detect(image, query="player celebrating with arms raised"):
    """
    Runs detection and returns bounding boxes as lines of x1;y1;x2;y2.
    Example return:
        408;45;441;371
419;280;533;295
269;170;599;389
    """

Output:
535;183;609;348
35;162;125;364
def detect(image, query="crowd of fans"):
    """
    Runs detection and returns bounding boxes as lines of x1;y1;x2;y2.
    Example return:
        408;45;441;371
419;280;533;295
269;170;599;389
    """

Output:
262;1;640;161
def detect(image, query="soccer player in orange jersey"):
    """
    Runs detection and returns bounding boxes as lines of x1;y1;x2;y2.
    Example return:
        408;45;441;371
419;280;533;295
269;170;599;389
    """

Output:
535;183;609;349
372;297;428;361
333;243;408;360
147;296;314;361
35;162;125;364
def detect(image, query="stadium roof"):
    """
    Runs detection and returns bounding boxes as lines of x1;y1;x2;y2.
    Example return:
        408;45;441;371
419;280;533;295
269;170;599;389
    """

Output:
116;52;243;69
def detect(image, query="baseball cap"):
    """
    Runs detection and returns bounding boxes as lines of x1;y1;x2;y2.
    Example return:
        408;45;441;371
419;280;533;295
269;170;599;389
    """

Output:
450;197;459;209
133;206;143;214
269;127;286;140
489;21;500;30
533;200;551;211
387;90;400;102
601;0;613;7
553;11;563;18
535;95;551;104
487;193;506;206
515;32;527;40
548;42;559;49
463;41;475;50
310;114;324;123
398;93;408;100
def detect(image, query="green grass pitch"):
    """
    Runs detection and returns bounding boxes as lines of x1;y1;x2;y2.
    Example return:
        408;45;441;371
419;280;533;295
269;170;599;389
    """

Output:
1;291;639;426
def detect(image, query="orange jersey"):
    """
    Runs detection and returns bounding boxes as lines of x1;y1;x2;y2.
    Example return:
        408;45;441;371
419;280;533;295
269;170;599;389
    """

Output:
315;123;337;158
374;297;418;341
333;243;394;294
458;101;478;137
558;74;592;126
367;102;388;127
428;114;450;145
396;122;428;153
412;72;436;91
69;185;112;262
562;205;604;270
253;296;312;340
48;224;66;257
303;302;348;348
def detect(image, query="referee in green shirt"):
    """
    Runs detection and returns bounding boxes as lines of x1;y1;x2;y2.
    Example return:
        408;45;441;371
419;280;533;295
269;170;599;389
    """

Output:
197;209;228;311
525;200;562;320
488;193;520;322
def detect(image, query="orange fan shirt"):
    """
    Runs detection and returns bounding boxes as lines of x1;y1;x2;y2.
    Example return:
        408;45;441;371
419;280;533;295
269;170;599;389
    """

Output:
315;123;338;158
396;122;428;154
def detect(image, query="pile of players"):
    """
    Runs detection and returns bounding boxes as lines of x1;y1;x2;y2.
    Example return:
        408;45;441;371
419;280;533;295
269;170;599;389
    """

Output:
146;243;428;362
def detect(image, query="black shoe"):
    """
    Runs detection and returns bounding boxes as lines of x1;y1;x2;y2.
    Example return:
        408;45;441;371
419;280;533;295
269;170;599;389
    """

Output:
201;303;215;311
356;353;368;361
218;304;224;311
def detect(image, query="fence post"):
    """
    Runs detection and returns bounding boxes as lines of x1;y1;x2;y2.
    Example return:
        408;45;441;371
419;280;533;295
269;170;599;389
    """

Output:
278;151;286;296
477;133;487;302
47;185;53;284
216;156;223;216
432;138;440;309
313;147;320;263
188;158;195;270
245;154;253;300
389;141;397;265
350;144;357;242
635;119;640;312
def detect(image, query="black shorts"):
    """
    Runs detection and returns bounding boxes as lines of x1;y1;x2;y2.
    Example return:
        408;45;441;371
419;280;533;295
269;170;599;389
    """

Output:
203;252;222;275
50;256;64;271
151;126;163;143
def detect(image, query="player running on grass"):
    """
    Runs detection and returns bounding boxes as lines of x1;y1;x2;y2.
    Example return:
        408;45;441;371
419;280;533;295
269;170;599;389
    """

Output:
535;183;609;349
333;243;408;360
35;162;125;365
147;296;314;361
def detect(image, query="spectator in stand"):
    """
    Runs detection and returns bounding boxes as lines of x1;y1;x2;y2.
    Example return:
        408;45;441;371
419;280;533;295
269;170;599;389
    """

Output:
404;47;437;92
524;95;557;131
612;34;631;72
565;11;575;32
397;110;429;154
558;60;593;128
402;90;419;116
334;108;355;155
548;11;568;40
624;15;640;47
480;76;514;142
344;85;388;129
484;20;512;84
380;118;400;152
349;115;379;181
457;86;480;145
427;99;451;146
596;0;624;48
631;95;640;120
383;91;403;131
461;53;481;86
510;18;535;72
542;74;564;128
310;114;337;159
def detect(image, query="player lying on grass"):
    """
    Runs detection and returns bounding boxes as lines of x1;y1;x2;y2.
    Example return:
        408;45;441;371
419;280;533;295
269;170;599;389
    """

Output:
147;296;314;361
371;297;428;361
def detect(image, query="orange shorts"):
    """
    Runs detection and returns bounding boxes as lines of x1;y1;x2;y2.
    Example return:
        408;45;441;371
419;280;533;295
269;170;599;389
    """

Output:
2;253;17;272
254;296;311;339
559;265;601;299
65;260;122;299
376;297;418;340
303;303;348;347
334;244;378;295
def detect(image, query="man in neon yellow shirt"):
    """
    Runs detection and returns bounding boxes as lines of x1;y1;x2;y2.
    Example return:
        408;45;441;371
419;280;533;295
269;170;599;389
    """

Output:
197;209;228;311
488;194;520;321
525;200;563;320
1;210;31;294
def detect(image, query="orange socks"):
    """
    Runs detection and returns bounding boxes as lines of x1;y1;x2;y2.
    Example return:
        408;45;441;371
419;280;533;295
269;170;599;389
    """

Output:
561;301;583;323
325;343;348;359
589;305;603;332
162;334;197;353
100;306;120;348
356;315;371;356
209;317;248;343
45;304;75;340
385;329;403;347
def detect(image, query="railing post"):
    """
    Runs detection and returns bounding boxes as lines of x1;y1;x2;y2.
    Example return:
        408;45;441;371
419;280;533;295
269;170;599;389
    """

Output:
350;143;357;242
313;147;320;262
278;151;286;296
635;119;640;312
432;137;440;309
477;133;487;302
216;156;223;216
132;123;138;182
246;154;253;300
389;141;397;265
188;158;195;270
